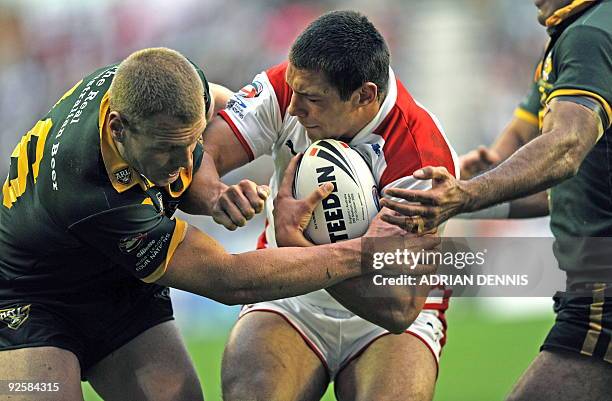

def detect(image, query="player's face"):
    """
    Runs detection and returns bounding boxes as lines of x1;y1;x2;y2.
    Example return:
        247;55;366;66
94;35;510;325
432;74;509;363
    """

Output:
285;63;362;141
121;113;205;187
533;0;573;25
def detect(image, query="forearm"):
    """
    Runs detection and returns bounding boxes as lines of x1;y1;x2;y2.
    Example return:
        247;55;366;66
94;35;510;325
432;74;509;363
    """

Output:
225;244;361;304
327;276;427;334
180;150;227;215
161;230;364;305
209;83;234;114
465;101;601;212
465;133;573;212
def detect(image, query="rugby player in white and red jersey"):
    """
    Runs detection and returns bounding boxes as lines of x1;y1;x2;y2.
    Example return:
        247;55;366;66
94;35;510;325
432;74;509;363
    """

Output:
197;11;458;401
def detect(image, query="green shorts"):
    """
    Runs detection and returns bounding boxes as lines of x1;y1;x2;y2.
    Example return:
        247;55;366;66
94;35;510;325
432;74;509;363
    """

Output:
541;283;612;363
0;280;173;380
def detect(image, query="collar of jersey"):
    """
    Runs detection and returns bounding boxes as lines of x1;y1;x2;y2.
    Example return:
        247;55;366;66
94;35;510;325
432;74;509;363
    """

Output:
545;0;598;27
350;67;398;145
98;91;153;193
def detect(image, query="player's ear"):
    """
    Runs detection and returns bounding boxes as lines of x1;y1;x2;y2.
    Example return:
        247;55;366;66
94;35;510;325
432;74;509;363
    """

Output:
108;111;126;142
355;82;378;107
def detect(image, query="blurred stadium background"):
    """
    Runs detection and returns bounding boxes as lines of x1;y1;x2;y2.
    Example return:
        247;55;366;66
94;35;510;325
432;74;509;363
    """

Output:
0;0;558;400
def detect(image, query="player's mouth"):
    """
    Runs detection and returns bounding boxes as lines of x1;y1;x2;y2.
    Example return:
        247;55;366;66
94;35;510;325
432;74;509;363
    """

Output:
168;170;180;179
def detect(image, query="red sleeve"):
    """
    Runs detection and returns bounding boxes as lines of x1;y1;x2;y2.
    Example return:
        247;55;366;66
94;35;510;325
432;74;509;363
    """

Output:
265;61;293;120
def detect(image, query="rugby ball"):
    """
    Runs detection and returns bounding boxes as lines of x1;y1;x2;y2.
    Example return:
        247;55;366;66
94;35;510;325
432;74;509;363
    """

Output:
294;139;379;244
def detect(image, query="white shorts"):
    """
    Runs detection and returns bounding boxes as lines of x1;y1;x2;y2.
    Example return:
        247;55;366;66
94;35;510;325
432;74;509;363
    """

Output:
239;294;447;379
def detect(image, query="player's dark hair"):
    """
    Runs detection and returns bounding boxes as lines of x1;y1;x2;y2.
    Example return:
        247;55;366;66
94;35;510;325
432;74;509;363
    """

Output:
289;10;390;101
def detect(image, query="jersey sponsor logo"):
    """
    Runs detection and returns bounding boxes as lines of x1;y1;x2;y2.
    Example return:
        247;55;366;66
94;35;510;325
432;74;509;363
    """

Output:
51;67;116;191
226;96;248;120
237;81;263;98
136;239;156;258
118;232;148;254
371;143;382;157
135;233;171;272
114;168;132;185
0;304;31;330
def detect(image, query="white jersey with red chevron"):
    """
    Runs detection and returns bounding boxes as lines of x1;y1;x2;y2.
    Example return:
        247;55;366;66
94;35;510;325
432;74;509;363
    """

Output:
219;61;458;311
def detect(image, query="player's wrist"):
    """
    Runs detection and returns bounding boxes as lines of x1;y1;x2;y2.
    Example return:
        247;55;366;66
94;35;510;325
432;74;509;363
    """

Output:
459;178;483;213
329;239;364;277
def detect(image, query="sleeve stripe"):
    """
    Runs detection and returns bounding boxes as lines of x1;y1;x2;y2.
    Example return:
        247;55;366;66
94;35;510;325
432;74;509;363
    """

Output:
513;107;539;126
141;218;188;283
218;110;255;161
547;89;612;128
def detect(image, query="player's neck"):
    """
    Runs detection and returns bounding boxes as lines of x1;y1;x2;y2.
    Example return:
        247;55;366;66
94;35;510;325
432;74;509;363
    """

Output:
343;97;383;141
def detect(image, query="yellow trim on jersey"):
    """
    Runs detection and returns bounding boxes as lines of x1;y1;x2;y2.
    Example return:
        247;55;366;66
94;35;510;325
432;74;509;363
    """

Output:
141;218;188;283
545;0;598;27
166;168;194;198
98;92;148;193
513;108;539;126
53;79;83;108
98;91;195;196
547;89;612;133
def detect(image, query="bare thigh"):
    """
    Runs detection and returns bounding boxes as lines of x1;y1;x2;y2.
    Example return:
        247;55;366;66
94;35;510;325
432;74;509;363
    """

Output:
335;333;437;401
222;311;329;401
86;320;202;401
506;349;612;401
0;346;83;401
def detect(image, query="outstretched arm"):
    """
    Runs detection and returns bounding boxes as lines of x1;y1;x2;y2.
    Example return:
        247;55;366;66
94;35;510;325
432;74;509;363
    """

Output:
381;100;603;232
459;115;549;218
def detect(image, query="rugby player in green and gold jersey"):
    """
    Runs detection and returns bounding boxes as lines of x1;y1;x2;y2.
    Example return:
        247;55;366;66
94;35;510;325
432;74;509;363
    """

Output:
382;1;612;400
0;47;434;401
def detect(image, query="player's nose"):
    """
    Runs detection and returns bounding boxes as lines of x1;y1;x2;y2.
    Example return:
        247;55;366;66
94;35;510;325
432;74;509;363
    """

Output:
287;93;306;118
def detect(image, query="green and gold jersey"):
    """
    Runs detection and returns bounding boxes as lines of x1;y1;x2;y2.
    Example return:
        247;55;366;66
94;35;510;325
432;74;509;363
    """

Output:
516;0;612;284
0;63;209;298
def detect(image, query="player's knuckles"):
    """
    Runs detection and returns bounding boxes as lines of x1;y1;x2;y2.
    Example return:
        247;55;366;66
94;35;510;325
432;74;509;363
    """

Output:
252;200;265;213
238;179;256;189
214;215;236;231
230;215;247;227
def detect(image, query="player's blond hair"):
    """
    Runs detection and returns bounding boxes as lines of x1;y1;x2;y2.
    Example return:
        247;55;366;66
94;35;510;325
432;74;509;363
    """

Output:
109;47;204;132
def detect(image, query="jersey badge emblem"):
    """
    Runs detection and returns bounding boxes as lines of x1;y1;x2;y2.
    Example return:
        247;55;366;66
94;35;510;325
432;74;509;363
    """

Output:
0;304;31;330
238;81;263;98
114;168;132;185
118;232;148;254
